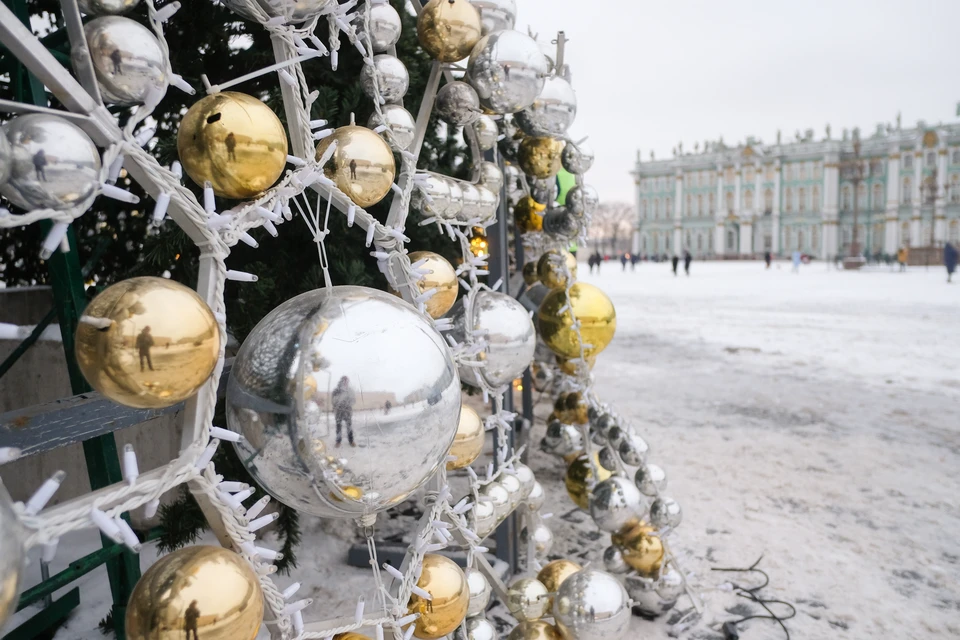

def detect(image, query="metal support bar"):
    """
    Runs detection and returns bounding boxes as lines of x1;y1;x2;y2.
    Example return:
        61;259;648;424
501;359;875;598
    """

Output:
4;588;80;640
0;306;58;380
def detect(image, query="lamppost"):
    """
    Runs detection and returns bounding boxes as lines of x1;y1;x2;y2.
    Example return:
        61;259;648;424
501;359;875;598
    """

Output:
840;129;867;270
921;166;945;265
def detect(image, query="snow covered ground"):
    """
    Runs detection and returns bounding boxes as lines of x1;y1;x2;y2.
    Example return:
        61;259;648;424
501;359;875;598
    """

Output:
14;260;960;640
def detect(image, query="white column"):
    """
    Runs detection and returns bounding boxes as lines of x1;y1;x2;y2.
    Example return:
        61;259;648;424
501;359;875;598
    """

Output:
910;149;922;247
935;143;947;244
632;176;642;254
822;153;840;258
674;170;683;252
733;163;742;219
752;161;762;252
884;148;900;253
771;160;781;254
714;164;725;256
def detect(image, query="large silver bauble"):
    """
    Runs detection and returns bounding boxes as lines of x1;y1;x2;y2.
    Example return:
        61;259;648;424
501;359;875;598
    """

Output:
368;104;416;150
634;464;667;497
530;178;555;205
479;481;511;521
541;420;582;457
466;616;497;640
361;54;409;103
602;545;630;575
448;290;536;388
436;81;481;126
473;115;499;151
506;577;550;622
589;476;644;533
526;481;546;513
469;0;517;36
477;161;503;194
562;141;594;175
469;495;497;539
0;482;25;633
227;286;461;519
618;433;649;467
445;179;464;220
367;1;402;52
78;0;139;15
520;522;553;557
84;16;167;105
515;76;577;138
411;173;452;218
0;134;11;187
467;30;547;114
518;283;548;315
565;185;599;216
625;574;677;619
500;472;523;509
649;497;683;530
1;114;101;212
657;564;686;602
466;568;492;617
541;209;580;240
597;446;618;472
514;463;535;499
459;182;482;221
476;185;499;223
554;570;630;640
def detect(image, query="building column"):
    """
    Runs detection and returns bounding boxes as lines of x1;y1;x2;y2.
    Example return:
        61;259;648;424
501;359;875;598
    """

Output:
910;149;922;247
771;160;781;254
714;164;725;256
632;175;642;254
822;153;840;258
884;148;900;254
752;162;763;252
673;170;683;253
935;143;947;245
739;221;753;256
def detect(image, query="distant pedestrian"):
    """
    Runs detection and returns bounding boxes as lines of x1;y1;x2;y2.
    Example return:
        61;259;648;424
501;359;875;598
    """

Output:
184;600;200;640
137;326;154;372
32;149;47;181
897;246;909;272
110;48;122;74
764;251;772;269
225;132;237;161
671;254;679;276
630;254;639;271
944;242;958;283
683;250;692;276
332;375;357;447
593;250;602;274
791;250;801;273
620;254;628;271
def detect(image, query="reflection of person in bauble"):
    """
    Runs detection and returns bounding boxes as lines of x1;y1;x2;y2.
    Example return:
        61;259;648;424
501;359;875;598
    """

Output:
184;600;200;640
33;149;47;181
110;48;122;74
137;326;155;372
225;132;237;161
349;159;358;180
332;375;356;447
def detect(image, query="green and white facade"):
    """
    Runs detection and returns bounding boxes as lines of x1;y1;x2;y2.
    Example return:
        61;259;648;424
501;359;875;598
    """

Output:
630;124;960;258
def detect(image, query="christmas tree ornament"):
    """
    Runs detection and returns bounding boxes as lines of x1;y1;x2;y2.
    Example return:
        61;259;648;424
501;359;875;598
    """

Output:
656;563;686;602
514;462;536;498
606;425;627;450
360;54;409;103
469;228;489;257
412;173;453;218
566;185;599;216
530;177;556;205
617;521;664;578
459;182;482;220
650;496;683;529
446;405;485;469
468;494;497;538
590;476;644;533
1;114;101;212
228;286;461;519
367;1;402;52
470;0;517;36
592;412;617;437
478;480;510;521
467;30;547;114
75;277;220;409
506;577;549;621
597;446;618;472
515;76;577;138
436;81;482;126
537;283;617;359
541;420;582;458
125;546;263;640
418;0;482;63
515;196;546;233
602;545;630;574
553;570;630;640
78;0;139;15
466;568;492;617
334;634;372;640
448;290;536;388
407;554;469;639
618;432;649;466
520;521;554;557
553;391;588;424
0;483;24;634
561;141;594;174
368;104;416;150
555;355;596;377
177;92;287;199
499;117;523;161
445;178;464;219
466;617;498;640
476;185;499;222
518;282;549;316
537;249;577;289
316;125;396;208
0;134;11;186
508;621;562;640
564;452;611;510
406;250;458;318
527;480;546;511
518;136;564;179
477;161;503;194
474;115;499;150
500;472;523;508
522;261;539;285
624;574;676;619
540;209;580;240
634;464;667;497
537;559;581;610
84;17;167;105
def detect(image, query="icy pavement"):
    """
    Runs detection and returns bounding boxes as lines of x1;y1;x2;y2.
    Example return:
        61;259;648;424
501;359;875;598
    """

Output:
17;260;960;640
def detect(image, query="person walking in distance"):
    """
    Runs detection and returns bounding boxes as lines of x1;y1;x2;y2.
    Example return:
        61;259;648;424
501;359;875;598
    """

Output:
225;132;237;161
136;326;154;372
332;375;357;447
897;246;909;272
630;253;639;271
671;254;679;276
620;253;628;271
184;600;200;640
683;250;692;276
349;159;358;180
32;149;47;181
764;250;772;269
791;250;802;273
944;242;958;283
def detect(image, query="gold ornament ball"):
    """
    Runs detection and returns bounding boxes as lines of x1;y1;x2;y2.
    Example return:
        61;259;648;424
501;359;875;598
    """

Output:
551;391;587;425
518;137;564;180
469;229;489;258
506;577;550;622
536;559;581;612
555;355;595;376
126;545;263;640
508;621;563;640
564;452;611;510
515;196;546;233
408;250;458;318
316;125;396;208
522;261;539;285
417;0;482;62
407;554;470;639
537;249;577;289
334;635;373;640
446;405;485;470
617;521;665;578
177;91;287;199
537;283;617;360
75;277;220;409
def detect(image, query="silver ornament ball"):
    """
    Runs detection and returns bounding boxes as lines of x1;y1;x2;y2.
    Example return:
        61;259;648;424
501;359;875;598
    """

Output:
479;481;511;521
515;76;577;138
467;30;547;114
634;464;667;497
0;134;11;187
445;179;465;219
477;161;503;194
657;564;686;602
618;433;649;467
514;463;536;499
625;574;678;619
593;413;617;437
466;616;498;640
466;568;492;617
361;54;409;103
597;446;619;472
436;81;482;126
520;521;553;558
589;476;645;533
541;209;580;240
506;577;550;622
474;115;499;151
602;545;630;575
606;425;627;450
530;178;556;205
476;185;499;223
526;480;546;511
84;16;168;105
500;472;524;509
469;495;498;539
566;185;599;216
553;569;631;640
562;141;595;175
367;2;402;52
368;104;416;150
650;496;683;530
469;0;517;36
78;0;139;15
411;173;452;218
541;420;583;458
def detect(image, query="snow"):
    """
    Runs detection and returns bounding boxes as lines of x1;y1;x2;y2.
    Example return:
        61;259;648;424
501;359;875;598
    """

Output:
13;260;960;640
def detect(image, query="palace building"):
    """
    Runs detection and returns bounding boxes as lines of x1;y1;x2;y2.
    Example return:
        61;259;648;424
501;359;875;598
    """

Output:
630;120;960;259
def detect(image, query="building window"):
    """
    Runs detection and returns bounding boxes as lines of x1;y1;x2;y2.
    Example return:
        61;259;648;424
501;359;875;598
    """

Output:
641;234;648;251
903;178;912;204
666;197;672;215
685;231;691;249
901;222;910;246
784;227;791;248
842;185;852;210
745;190;754;211
926;151;936;167
766;165;775;181
871;160;883;176
785;188;793;213
951;175;960;203
812;185;820;212
873;184;883;209
799;164;806;180
873;223;884;250
745;166;755;182
709;192;715;213
949;220;959;242
697;194;703;216
654;199;660;218
686;195;692;216
798;188;806;213
725;191;734;213
812;226;819;252
697;234;703;250
725;167;735;182
727;230;735;250
798;230;804;250
641;200;648;218
814;162;822;179
952;150;960;165
857;184;867;209
904;154;913;170
764;189;773;213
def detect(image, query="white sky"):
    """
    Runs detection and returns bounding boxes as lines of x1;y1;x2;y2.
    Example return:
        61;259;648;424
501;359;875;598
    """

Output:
515;0;960;204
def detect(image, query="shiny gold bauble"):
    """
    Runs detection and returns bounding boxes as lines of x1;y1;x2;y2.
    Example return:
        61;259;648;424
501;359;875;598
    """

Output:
515;196;546;233
407;554;469;639
617;521;665;578
508;621;563;640
126;546;263;640
334;634;373;640
417;0;482;62
408;250;458;318
469;230;489;258
522;261;539;285
537;283;617;360
177;91;287;199
537;249;577;290
555;355;595;376
561;450;582;466
316;125;396;208
537;559;581;611
75;277;220;409
446;405;485;470
564;452;611;510
518;137;564;180
506;577;549;622
552;391;588;425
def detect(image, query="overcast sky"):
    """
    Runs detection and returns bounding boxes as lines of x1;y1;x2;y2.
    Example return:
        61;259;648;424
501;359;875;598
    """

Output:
514;0;960;204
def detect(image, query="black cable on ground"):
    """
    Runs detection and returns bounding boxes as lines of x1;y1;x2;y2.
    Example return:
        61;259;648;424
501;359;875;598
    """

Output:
711;555;796;640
